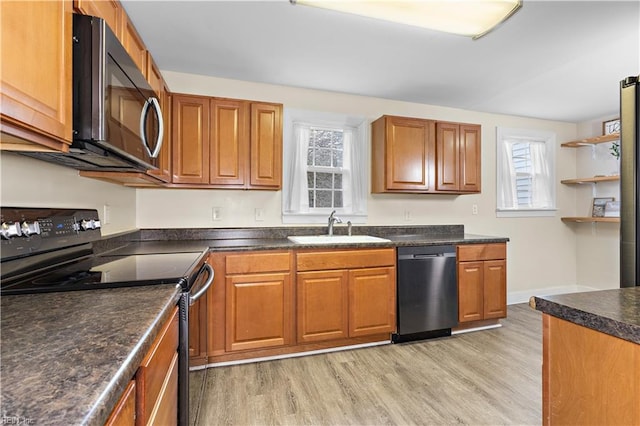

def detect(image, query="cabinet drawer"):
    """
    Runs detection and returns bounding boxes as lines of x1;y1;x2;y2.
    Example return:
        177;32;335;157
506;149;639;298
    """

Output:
457;243;506;262
226;251;290;274
136;307;178;424
147;352;178;426
296;249;395;272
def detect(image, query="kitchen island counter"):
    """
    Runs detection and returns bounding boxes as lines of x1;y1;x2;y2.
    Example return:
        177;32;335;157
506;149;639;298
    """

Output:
531;287;640;344
530;287;640;425
0;284;181;425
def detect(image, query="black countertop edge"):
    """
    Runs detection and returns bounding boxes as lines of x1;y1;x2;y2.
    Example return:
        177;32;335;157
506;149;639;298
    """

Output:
532;288;640;345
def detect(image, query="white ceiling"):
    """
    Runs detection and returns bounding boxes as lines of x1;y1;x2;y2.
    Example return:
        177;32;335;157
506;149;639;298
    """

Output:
121;0;640;123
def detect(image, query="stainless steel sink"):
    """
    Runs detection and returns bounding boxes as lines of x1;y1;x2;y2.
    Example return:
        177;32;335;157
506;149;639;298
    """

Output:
287;235;391;244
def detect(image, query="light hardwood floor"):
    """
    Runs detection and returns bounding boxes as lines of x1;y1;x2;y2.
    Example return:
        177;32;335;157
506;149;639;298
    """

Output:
190;304;541;425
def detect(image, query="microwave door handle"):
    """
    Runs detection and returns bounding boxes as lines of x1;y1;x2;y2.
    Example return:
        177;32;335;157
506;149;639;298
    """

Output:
189;263;214;306
139;97;164;158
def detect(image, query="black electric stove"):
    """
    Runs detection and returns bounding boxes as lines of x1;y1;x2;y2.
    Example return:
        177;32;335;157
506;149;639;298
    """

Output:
0;207;208;295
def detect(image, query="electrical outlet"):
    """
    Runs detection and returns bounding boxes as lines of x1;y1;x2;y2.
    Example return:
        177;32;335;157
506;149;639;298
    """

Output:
404;210;411;221
102;204;111;225
472;204;478;215
212;207;221;221
255;208;265;222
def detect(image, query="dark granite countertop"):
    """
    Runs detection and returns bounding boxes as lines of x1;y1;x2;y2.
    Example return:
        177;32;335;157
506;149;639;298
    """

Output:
531;287;640;345
97;226;508;253
0;285;181;425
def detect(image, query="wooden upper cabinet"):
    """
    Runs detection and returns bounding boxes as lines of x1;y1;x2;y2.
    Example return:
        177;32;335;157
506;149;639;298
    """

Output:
146;53;164;98
209;99;249;186
436;121;481;193
121;13;147;77
371;115;433;193
460;124;481;192
172;94;210;184
250;103;282;189
73;0;122;37
0;0;72;151
170;94;282;189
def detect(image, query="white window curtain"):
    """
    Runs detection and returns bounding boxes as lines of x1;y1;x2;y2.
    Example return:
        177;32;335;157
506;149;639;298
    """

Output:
282;109;368;223
496;127;556;217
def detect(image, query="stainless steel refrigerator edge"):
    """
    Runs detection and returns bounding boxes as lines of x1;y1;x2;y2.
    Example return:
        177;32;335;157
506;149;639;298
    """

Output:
620;75;640;288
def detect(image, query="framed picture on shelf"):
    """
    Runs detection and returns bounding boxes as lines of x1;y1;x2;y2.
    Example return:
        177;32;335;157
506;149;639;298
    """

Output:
603;118;620;135
604;201;621;217
592;197;615;217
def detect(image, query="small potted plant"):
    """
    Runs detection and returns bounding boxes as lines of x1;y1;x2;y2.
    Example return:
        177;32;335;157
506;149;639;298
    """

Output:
610;141;620;160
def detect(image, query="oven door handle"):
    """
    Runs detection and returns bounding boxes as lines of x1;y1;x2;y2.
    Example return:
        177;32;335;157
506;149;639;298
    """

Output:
189;263;214;306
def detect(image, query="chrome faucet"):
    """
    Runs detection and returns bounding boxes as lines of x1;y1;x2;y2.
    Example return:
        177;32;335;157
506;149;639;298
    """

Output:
327;210;342;236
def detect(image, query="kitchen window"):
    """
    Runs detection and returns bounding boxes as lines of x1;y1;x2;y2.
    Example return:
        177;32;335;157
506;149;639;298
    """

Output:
496;127;556;217
282;109;367;224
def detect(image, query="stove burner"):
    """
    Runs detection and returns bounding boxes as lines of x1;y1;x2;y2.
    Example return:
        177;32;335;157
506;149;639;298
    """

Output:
32;270;102;287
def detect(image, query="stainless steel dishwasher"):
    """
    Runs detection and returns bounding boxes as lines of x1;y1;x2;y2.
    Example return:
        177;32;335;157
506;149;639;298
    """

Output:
392;245;458;343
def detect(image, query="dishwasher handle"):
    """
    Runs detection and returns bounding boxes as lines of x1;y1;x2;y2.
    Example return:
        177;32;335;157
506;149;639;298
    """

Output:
398;252;456;260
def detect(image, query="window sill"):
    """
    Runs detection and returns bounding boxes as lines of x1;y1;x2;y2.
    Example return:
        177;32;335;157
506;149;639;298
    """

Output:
496;209;557;218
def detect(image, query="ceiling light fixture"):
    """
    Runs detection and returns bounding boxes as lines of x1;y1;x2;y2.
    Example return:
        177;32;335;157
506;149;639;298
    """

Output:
290;0;523;40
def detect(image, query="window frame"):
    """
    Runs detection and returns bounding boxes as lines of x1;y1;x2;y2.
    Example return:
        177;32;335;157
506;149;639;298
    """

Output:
496;127;557;218
282;108;368;224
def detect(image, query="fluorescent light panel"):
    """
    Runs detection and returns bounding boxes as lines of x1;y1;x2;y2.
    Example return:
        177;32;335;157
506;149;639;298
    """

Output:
293;0;523;39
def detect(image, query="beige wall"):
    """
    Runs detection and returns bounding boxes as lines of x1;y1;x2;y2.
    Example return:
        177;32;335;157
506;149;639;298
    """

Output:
136;71;584;301
0;152;137;235
1;70;616;299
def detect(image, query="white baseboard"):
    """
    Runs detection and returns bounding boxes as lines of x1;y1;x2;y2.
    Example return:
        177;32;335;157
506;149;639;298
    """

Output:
507;285;600;305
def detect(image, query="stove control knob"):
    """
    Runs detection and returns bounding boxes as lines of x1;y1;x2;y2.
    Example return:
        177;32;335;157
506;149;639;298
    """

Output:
1;222;22;239
21;221;41;237
80;219;99;230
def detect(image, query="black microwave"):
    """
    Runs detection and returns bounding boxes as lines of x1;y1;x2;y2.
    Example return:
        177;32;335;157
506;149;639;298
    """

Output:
22;14;163;171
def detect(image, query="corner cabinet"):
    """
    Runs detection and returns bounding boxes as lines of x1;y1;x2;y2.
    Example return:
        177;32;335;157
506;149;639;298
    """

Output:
371;115;481;194
0;0;73;152
457;244;507;323
560;133;620;224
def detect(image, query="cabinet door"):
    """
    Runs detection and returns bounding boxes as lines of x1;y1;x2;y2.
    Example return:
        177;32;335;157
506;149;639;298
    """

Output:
0;1;72;150
121;14;147;76
297;270;349;343
459;124;481;192
249;103;282;188
105;380;135;426
458;261;484;323
436;121;460;191
384;117;431;191
172;95;210;184
209;99;248;186
483;260;506;319
74;0;122;38
226;272;292;352
348;267;396;337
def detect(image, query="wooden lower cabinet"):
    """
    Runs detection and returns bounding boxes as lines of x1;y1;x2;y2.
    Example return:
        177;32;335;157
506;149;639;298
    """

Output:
296;249;396;343
348;267;396;337
105;380;136;426
457;244;507;323
297;270;349;343
542;314;640;425
224;251;293;352
188;296;207;366
206;248;396;363
136;307;179;426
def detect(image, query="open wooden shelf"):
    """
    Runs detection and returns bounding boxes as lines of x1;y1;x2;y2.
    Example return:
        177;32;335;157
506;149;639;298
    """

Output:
561;133;620;147
561;175;619;184
561;217;620;223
